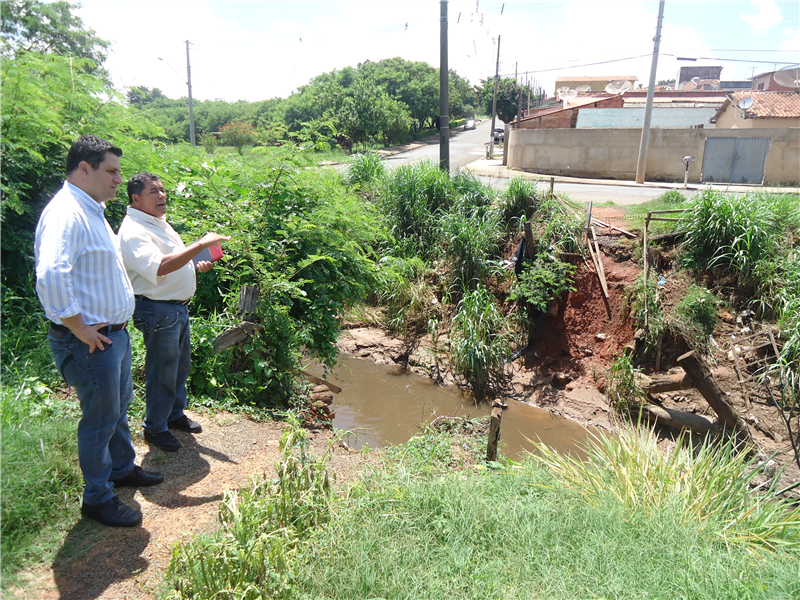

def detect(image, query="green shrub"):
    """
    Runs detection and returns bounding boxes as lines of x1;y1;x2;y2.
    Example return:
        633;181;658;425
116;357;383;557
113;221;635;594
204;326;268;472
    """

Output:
604;353;646;411
656;189;687;204
674;285;719;337
345;151;385;189
438;206;504;292
509;255;576;313
450;285;511;398
499;177;540;225
627;273;665;355
375;256;439;334
680;190;775;286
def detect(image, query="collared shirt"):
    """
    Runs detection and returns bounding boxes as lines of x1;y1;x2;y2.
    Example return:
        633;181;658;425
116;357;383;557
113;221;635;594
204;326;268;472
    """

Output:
118;207;196;302
35;182;135;326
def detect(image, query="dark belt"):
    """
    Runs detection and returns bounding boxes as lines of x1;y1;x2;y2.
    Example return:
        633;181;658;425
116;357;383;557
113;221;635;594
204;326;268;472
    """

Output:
135;295;191;306
48;322;127;339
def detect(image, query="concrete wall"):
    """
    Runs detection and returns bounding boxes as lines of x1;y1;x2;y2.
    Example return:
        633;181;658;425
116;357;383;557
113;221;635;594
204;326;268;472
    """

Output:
576;107;718;129
507;127;800;184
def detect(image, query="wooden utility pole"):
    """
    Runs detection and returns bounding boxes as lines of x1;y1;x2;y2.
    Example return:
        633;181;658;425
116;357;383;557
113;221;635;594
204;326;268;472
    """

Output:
185;40;196;146
439;1;450;171
489;35;501;159
635;0;664;183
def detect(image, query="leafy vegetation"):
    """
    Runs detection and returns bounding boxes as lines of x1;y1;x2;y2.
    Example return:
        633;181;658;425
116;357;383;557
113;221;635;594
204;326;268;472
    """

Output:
165;423;800;600
449;285;512;398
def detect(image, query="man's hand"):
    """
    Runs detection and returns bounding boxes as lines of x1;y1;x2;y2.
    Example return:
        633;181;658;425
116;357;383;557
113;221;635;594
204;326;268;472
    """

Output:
196;260;213;273
199;232;231;248
61;315;112;353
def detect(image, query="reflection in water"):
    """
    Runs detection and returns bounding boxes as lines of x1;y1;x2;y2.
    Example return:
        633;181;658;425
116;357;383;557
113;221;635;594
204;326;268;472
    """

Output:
309;354;595;460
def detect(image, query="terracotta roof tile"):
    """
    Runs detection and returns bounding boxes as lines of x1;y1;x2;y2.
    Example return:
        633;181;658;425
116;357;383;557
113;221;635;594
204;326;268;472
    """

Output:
555;75;638;83
729;91;800;118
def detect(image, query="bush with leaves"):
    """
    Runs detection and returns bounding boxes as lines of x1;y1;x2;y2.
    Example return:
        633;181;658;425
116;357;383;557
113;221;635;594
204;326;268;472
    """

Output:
219;120;256;154
345;151;385;190
450;285;511;399
509;254;576;314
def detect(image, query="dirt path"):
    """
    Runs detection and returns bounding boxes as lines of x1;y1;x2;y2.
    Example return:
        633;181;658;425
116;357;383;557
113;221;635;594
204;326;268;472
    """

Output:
11;414;378;600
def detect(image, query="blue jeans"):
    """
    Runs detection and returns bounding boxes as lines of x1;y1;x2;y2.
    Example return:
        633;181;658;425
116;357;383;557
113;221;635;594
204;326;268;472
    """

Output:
133;299;191;435
49;328;136;505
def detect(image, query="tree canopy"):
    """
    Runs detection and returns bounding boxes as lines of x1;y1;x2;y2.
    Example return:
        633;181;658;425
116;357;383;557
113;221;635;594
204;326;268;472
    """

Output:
1;0;108;66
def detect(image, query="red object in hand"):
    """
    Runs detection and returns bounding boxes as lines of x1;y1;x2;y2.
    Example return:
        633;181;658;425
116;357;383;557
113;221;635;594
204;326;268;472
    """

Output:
192;242;224;266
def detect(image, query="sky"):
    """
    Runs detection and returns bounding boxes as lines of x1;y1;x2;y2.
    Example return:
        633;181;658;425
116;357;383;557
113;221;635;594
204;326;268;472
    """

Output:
75;0;800;102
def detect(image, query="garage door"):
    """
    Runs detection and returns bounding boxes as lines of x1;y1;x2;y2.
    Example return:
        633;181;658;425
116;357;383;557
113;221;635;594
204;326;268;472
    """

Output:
701;137;770;184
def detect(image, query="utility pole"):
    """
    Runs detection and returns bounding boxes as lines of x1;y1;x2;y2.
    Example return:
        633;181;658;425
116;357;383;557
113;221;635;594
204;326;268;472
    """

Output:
515;63;522;130
489;35;501;159
439;0;449;171
635;0;664;184
186;39;196;146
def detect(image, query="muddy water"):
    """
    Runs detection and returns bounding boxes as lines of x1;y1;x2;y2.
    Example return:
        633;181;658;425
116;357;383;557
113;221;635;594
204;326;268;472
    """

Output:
310;354;596;460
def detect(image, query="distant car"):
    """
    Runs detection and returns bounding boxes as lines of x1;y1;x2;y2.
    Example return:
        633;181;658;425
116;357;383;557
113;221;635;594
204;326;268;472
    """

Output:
493;128;504;142
464;119;476;130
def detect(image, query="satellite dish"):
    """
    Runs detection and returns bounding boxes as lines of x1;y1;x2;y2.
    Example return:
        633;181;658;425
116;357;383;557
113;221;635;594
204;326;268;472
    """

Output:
558;88;577;108
605;80;632;95
557;86;571;95
576;85;591;93
773;66;800;88
738;96;755;109
690;77;701;85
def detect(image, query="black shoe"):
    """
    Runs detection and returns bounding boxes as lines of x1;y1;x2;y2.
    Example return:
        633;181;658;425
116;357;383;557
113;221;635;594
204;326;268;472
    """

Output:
168;415;202;434
81;496;142;527
113;465;164;488
143;429;181;452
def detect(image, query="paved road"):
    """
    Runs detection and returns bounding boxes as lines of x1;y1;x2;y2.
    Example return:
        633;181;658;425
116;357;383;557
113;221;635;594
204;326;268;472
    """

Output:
382;120;667;204
383;120;496;170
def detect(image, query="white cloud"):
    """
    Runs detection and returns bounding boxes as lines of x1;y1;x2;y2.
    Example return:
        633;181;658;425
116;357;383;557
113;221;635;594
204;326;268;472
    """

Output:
740;0;783;34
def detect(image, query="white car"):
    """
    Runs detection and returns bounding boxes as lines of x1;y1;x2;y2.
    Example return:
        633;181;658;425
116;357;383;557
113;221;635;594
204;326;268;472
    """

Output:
464;119;476;130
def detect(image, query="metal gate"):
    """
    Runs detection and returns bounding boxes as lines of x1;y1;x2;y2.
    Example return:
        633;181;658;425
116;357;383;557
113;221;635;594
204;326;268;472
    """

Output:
701;137;770;184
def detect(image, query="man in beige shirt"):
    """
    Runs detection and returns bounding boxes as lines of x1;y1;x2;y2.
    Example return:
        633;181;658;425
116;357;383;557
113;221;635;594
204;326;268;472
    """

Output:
118;172;230;452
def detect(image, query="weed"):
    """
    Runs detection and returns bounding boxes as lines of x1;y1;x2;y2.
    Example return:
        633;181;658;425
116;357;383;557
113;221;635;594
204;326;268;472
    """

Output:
345;151;385;190
626;273;666;356
534;426;800;552
449;285;512;399
509;255;576;313
605;353;647;411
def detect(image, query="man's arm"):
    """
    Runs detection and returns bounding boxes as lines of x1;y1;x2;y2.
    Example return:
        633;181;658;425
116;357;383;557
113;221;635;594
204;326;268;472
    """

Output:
157;232;230;276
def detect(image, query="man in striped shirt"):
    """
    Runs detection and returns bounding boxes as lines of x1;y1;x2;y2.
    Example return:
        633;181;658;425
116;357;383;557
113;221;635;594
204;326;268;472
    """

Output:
35;136;164;528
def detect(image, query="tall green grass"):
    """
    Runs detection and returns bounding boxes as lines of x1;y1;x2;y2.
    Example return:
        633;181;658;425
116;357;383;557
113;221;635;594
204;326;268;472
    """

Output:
449;285;512;398
290;428;799;600
344;151;385;190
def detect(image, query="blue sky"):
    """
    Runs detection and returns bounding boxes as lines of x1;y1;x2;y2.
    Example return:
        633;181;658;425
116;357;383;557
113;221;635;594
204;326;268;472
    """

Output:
76;0;799;102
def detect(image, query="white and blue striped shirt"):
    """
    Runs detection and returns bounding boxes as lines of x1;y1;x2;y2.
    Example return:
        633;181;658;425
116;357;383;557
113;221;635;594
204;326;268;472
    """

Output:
35;182;135;326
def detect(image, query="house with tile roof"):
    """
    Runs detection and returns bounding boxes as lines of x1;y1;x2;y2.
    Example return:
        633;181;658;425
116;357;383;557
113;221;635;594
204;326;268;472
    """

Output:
711;91;800;128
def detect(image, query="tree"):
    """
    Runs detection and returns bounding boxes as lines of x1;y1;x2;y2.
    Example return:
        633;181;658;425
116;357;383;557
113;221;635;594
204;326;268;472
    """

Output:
1;0;108;67
479;77;528;124
220;121;256;154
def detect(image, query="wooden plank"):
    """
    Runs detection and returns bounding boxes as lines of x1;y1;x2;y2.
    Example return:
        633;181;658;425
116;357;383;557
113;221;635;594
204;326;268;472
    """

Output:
486;407;503;462
238;285;259;316
590;226;610;299
635;404;716;435
592;218;637;239
642;373;694;394
677;350;752;442
213;321;258;354
583;201;593;246
299;369;342;394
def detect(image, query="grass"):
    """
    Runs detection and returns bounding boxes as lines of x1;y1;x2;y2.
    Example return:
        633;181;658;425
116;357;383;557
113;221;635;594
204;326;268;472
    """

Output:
449;285;512;399
167;422;800;600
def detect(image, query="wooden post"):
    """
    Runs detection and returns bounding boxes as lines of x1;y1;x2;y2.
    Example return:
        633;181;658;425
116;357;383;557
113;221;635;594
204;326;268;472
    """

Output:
643;213;651;329
238;285;259;318
677;350;751;441
486;407;503;461
549;176;555;198
583;201;593;246
590;226;610;300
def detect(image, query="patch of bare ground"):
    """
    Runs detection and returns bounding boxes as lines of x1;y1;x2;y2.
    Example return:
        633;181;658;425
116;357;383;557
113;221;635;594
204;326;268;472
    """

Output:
9;413;380;600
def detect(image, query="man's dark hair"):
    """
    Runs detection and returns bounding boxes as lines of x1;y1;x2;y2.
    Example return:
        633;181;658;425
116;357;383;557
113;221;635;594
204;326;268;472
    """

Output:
127;172;161;203
65;136;123;174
